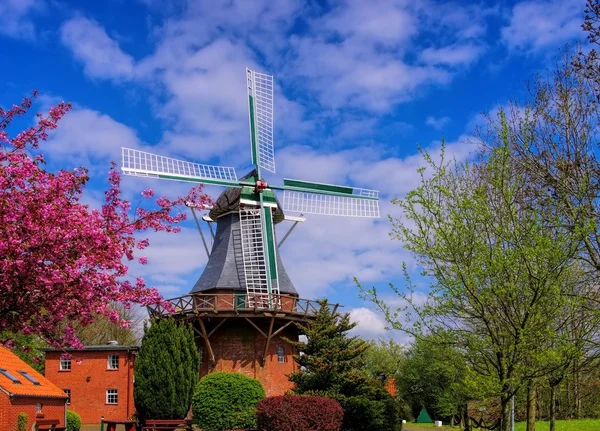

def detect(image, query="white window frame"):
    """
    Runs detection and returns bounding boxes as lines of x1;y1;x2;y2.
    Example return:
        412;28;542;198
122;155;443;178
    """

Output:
64;389;71;405
59;358;71;371
106;389;118;405
277;346;285;363
107;354;119;370
35;403;42;413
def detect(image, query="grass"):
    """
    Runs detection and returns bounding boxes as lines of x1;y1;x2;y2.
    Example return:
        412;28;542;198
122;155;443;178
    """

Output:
514;419;600;431
404;419;600;431
403;424;459;431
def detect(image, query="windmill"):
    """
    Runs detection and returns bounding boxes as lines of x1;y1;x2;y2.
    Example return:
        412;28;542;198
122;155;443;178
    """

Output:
121;68;380;307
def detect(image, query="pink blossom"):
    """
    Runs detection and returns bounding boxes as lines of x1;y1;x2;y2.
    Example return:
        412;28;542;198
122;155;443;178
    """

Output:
142;189;154;198
138;256;148;265
0;92;212;348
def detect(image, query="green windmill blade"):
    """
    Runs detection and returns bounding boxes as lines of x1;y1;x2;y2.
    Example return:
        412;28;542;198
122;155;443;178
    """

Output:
247;68;275;175
121;147;239;187
277;178;380;218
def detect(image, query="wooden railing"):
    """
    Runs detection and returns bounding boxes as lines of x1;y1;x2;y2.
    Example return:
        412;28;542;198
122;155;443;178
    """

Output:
147;293;322;319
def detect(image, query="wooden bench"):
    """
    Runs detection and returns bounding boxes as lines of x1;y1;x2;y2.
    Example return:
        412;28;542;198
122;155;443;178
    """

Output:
36;419;66;431
142;419;193;430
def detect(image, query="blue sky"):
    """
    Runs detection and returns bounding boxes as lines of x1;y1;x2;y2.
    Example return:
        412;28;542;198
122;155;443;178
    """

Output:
0;0;587;341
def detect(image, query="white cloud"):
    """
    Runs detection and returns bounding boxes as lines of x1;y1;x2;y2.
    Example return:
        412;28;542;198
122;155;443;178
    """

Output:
60;17;135;80
502;0;584;52
0;0;44;40
425;115;451;130
46;107;142;171
419;44;485;67
349;307;388;338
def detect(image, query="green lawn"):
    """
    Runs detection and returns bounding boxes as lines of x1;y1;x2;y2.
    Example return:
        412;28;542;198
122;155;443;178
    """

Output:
514;419;600;431
403;424;459;431
404;419;600;431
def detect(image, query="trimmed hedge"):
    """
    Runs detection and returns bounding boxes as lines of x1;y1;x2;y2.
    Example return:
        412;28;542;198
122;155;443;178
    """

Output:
257;395;343;431
192;372;265;431
66;410;82;431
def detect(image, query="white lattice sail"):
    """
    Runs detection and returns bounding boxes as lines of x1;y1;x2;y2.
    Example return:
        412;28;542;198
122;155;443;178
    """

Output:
121;147;237;184
247;69;275;173
283;190;380;218
239;208;280;307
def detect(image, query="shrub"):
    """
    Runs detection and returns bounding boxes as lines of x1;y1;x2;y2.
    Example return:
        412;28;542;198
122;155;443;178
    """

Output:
134;318;200;423
257;395;343;431
192;372;265;431
17;412;27;431
66;410;81;431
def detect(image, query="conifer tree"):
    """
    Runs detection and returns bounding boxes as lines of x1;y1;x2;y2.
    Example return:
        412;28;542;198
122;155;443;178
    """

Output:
288;300;399;431
134;318;200;422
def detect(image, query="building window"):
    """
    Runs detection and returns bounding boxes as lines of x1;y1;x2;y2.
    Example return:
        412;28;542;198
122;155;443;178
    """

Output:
0;368;21;384
106;389;118;405
107;355;119;370
18;370;40;385
64;389;71;404
277;346;285;363
35;403;43;413
59;358;71;371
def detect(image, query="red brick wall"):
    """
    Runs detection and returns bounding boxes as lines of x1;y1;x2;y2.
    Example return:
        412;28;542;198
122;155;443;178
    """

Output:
0;392;66;431
199;319;299;396
44;350;135;425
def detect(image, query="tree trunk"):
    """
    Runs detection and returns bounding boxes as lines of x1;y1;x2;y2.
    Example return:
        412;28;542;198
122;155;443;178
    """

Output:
574;367;582;419
500;396;511;431
526;381;537;431
549;385;557;431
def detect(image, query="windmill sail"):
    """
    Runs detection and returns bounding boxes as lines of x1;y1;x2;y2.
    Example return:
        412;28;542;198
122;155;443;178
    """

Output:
121;147;238;187
247;68;275;173
282;179;380;218
239;207;280;307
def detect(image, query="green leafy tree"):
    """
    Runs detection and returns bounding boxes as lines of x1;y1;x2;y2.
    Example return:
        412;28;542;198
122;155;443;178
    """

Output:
399;335;470;425
192;372;265;431
362;136;583;431
288;300;399;431
134;318;200;423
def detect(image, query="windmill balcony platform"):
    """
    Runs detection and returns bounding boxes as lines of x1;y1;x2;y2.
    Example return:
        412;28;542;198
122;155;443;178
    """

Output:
147;293;322;321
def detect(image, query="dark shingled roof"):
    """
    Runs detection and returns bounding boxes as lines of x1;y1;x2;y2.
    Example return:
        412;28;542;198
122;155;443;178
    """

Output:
190;212;297;295
209;169;285;224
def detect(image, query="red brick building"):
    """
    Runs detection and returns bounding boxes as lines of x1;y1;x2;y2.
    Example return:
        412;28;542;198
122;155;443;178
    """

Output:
43;344;136;425
0;347;67;431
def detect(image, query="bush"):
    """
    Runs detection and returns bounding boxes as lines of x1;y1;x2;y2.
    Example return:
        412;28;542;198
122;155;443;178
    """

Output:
17;412;27;431
257;395;343;431
66;410;81;431
192;372;265;431
134;318;200;423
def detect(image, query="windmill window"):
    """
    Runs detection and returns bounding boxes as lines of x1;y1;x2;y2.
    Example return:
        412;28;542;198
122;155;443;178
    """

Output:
277;346;285;363
0;368;21;384
64;389;71;404
106;389;118;405
107;355;119;370
18;370;40;385
59;358;71;371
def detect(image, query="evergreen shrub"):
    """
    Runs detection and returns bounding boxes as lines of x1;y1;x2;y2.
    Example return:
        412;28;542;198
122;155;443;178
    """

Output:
17;412;27;431
134;318;200;423
66;410;81;431
192;372;265;431
256;395;343;431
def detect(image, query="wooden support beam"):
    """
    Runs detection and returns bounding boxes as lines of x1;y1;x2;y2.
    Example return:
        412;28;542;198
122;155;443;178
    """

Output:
198;318;216;365
192;325;204;338
244;317;267;338
271;321;293;338
262;316;276;367
208;318;228;338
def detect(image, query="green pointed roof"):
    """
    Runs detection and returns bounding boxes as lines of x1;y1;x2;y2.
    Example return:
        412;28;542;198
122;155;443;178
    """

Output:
416;407;432;423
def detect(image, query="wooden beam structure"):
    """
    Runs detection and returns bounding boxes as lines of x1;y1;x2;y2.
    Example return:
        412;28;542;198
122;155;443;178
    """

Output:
198;318;216;365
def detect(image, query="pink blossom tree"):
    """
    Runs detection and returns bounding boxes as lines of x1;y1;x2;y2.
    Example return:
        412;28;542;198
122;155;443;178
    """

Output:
0;92;210;348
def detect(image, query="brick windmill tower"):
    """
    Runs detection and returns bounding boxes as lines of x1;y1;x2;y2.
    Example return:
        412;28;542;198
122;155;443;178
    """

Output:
120;68;380;395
